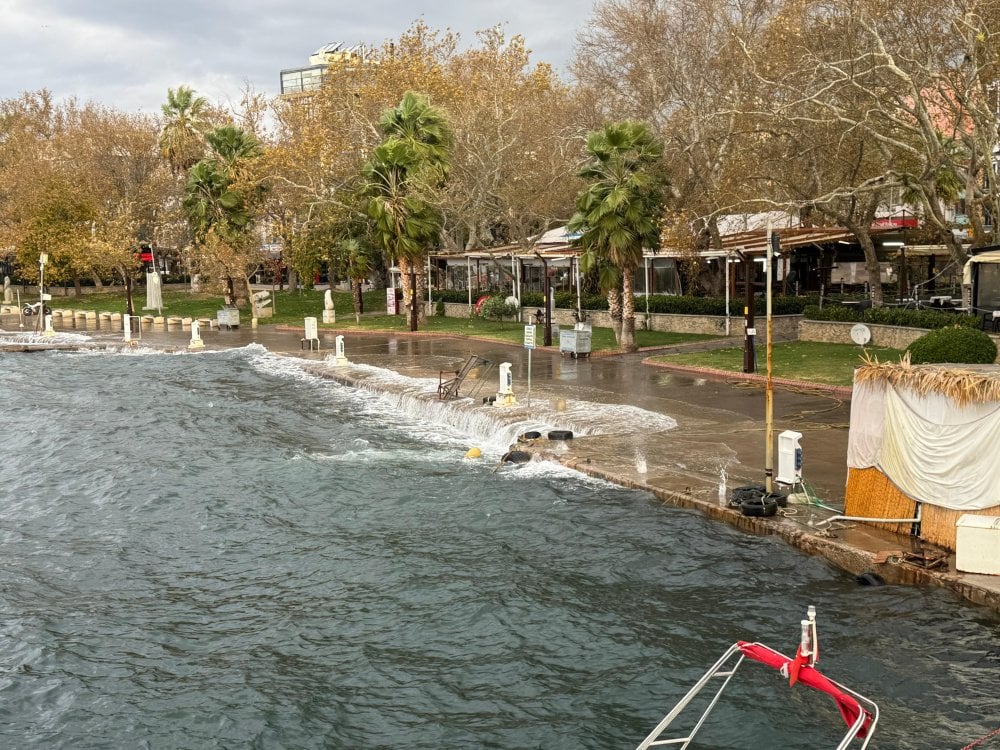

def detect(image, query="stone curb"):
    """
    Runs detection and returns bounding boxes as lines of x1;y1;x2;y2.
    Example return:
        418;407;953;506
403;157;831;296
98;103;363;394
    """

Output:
642;359;854;397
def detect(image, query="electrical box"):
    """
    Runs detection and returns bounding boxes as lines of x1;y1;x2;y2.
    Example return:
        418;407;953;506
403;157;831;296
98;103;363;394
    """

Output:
776;430;803;485
956;515;1000;575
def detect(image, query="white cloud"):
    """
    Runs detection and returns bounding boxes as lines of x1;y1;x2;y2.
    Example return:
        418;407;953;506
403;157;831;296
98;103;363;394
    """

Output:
0;0;588;113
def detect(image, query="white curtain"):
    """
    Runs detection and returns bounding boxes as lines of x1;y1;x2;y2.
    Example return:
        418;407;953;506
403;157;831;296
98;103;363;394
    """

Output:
848;379;1000;510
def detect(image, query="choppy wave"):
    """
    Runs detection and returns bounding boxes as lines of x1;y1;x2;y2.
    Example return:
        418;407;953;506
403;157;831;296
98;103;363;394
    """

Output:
0;339;997;750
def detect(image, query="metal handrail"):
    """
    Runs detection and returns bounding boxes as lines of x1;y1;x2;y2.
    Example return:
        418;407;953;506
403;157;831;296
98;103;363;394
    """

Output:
635;607;879;750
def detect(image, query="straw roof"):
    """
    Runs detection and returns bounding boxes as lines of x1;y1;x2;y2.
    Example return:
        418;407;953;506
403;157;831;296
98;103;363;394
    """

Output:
855;353;1000;406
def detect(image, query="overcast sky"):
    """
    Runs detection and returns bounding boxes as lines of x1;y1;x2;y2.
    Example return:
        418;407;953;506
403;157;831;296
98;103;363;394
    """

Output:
1;0;591;116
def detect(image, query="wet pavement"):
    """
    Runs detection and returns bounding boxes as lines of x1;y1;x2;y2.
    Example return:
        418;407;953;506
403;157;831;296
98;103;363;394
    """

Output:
4;312;1000;611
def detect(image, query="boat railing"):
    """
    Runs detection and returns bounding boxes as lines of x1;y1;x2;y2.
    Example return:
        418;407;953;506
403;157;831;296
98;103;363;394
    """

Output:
635;607;879;749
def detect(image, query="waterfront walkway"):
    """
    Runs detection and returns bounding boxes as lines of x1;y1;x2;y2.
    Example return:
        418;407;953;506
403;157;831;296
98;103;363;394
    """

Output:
4;313;1000;612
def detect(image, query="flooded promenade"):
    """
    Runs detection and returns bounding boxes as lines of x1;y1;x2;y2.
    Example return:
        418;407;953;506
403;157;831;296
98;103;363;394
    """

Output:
5;310;1000;613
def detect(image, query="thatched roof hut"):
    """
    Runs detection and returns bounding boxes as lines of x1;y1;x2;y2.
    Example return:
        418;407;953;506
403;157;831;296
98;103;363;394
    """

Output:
846;358;1000;551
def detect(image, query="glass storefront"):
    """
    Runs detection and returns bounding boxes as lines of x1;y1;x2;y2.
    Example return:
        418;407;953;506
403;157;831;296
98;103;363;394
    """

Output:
975;262;1000;310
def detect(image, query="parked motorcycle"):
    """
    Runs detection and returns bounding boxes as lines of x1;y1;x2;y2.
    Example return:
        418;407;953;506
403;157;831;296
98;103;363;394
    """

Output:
22;302;52;316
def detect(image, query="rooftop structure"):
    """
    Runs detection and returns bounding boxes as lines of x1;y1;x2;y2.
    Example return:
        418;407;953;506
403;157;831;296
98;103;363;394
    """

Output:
279;42;368;96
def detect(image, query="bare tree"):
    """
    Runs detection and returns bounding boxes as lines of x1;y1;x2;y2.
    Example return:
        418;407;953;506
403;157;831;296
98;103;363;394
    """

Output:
745;0;1000;265
576;0;783;262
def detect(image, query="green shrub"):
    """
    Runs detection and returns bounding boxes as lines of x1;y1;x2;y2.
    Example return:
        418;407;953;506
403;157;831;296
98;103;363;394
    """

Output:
435;299;446;316
907;326;998;364
521;291;544;307
477;295;519;325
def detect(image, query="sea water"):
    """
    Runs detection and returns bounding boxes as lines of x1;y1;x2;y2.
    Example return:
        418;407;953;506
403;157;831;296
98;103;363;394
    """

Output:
0;345;997;749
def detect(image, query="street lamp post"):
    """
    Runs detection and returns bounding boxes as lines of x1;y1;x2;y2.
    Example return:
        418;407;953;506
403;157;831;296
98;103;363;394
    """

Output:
764;229;777;494
38;253;48;335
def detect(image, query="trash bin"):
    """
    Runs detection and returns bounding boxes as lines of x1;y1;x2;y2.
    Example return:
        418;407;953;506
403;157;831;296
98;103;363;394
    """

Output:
217;307;240;330
559;328;592;358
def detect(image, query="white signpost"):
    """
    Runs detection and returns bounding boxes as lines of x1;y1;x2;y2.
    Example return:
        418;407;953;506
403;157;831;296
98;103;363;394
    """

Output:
386;287;397;315
524;324;536;406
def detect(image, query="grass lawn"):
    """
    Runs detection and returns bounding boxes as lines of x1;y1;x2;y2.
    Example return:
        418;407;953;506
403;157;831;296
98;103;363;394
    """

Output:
337;313;716;350
48;287;717;353
649;341;905;386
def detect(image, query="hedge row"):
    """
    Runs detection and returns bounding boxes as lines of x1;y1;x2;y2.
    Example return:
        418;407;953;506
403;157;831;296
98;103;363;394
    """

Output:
432;289;981;331
803;304;979;330
431;290;812;315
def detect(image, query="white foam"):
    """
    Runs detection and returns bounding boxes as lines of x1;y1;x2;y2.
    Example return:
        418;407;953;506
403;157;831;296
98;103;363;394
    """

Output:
51;343;684;479
0;331;93;345
492;457;622;488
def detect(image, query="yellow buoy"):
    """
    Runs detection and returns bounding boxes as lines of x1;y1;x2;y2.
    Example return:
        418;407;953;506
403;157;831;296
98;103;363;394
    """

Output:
465;447;482;459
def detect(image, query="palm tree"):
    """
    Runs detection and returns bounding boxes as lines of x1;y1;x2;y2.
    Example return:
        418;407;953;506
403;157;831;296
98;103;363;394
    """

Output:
182;125;263;305
340;238;375;322
363;92;451;331
204;125;264;177
159;86;211;174
568;121;666;352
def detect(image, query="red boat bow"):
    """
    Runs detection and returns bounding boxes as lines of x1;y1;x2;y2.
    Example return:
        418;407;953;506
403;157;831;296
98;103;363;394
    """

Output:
737;641;873;738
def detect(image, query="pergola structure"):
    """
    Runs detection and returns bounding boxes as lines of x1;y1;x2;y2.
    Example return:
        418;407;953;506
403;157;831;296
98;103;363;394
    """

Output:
423;218;964;311
427;226;683;314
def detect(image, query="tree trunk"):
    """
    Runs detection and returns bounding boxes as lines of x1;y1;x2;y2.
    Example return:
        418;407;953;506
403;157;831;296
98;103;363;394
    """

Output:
234;275;250;308
620;272;637;352
607;287;623;343
465;221;484;250
823;200;882;306
415;260;427;326
399;256;412;315
123;270;135;317
846;228;884;307
352;277;364;322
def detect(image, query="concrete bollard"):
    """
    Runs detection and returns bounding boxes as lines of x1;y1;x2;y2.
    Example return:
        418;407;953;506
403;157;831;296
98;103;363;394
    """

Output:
188;320;205;349
330;335;350;365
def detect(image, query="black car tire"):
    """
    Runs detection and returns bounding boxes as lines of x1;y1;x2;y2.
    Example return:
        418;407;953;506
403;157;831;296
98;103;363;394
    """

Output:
547;430;574;441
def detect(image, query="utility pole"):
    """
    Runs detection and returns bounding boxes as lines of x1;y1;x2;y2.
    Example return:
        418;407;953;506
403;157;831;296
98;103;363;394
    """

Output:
764;228;779;494
743;250;755;373
542;260;553;346
37;253;48;335
409;270;418;332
